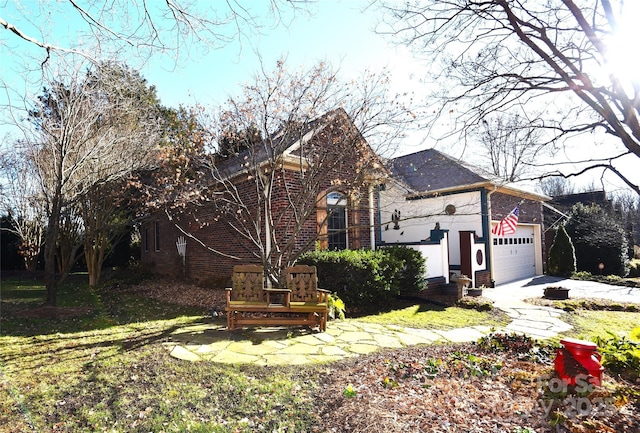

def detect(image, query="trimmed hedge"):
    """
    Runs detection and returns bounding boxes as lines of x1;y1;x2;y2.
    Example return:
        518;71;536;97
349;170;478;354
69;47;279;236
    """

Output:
380;245;427;296
297;247;426;314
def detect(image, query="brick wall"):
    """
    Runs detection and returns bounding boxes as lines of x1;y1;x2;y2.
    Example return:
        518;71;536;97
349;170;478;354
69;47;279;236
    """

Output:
490;192;543;225
474;270;492;288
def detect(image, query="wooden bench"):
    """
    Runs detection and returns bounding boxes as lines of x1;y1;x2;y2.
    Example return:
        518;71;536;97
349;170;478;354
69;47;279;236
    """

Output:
225;264;329;331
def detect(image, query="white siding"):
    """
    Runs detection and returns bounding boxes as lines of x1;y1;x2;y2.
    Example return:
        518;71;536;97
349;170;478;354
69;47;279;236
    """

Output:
380;186;484;267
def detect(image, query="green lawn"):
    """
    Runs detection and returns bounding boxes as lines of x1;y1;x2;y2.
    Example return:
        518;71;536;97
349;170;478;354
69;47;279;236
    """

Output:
562;309;640;342
1;276;318;433
355;300;509;330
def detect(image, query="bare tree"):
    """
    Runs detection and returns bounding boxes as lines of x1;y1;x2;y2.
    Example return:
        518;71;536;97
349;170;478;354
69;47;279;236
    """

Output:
469;112;551;182
78;182;132;286
381;0;640;194
1;2;309;171
611;189;639;251
0;1;305;65
0;147;46;270
150;60;414;283
538;177;576;198
23;61;163;303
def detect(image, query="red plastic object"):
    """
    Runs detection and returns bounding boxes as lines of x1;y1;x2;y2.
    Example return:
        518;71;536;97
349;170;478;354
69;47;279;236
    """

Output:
554;338;604;386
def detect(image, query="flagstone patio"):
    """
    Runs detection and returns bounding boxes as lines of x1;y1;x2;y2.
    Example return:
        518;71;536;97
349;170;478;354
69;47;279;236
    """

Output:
166;319;494;365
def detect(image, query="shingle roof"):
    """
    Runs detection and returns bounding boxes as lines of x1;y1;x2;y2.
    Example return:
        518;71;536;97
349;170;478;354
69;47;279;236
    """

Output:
389;148;493;193
214;108;387;181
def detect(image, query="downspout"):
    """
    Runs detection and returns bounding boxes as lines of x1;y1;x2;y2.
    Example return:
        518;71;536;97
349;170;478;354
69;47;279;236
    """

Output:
369;184;375;250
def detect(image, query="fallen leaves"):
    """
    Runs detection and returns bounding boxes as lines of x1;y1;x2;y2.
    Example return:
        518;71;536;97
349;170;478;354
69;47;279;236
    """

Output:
128;279;227;311
313;344;640;433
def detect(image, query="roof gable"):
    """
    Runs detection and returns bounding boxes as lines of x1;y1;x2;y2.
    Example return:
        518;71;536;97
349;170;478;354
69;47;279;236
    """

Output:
215;108;387;181
389;148;490;192
388;148;548;202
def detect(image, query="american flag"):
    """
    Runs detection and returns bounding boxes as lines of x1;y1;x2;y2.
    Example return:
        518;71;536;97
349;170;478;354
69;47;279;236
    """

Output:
492;205;519;236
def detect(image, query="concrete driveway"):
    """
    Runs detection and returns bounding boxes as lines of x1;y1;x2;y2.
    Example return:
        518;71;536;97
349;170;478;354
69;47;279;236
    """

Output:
488;275;640;304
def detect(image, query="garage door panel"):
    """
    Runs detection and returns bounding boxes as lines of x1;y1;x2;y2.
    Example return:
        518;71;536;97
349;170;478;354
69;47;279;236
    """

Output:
492;226;536;285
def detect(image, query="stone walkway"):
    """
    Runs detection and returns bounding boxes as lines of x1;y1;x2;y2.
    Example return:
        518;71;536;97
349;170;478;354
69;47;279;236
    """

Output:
167;320;494;364
167;276;638;365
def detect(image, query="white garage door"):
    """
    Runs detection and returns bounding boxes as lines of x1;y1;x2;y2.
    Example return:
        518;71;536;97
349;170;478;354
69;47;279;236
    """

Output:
491;225;536;285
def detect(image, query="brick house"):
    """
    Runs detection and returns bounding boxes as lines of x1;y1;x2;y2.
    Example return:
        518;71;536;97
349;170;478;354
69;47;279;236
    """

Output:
140;109;387;285
379;148;549;287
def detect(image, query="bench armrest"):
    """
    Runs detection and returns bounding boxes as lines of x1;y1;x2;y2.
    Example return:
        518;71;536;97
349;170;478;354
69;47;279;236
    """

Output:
225;287;232;303
316;288;330;303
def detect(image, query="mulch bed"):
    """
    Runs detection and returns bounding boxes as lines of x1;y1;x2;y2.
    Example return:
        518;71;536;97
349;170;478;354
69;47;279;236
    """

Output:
312;343;640;433
127;279;228;312
526;296;640;312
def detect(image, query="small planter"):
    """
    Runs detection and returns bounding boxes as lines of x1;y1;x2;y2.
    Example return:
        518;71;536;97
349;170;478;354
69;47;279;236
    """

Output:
466;288;483;297
544;286;570;300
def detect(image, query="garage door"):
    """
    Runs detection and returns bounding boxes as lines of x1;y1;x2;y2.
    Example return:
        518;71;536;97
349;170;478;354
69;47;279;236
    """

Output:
491;225;536;285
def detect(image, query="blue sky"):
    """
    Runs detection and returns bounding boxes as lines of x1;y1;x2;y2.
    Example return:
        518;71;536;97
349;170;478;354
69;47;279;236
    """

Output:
1;1;426;151
1;1;638;194
140;1;423;129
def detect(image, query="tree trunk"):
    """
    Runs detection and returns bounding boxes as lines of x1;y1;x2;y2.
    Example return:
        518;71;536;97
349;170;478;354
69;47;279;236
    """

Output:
44;201;61;306
85;233;106;287
85;246;102;286
25;254;38;272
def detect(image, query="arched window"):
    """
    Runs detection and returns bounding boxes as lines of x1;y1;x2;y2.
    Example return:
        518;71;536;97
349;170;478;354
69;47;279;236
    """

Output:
327;191;348;250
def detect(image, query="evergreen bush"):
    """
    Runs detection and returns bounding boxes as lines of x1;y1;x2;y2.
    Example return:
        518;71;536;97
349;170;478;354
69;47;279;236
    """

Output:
565;203;629;276
547;224;576;277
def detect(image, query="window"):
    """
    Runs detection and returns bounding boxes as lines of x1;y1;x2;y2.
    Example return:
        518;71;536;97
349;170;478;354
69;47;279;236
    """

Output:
327;191;347;250
154;220;160;251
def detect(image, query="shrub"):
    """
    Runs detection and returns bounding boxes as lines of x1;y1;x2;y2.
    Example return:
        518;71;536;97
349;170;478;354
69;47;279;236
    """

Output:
594;328;640;381
547;224;576;277
628;259;640;278
565;203;629;276
297;249;404;314
379;245;427;296
571;270;592;280
327;293;346;320
456;297;493;311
